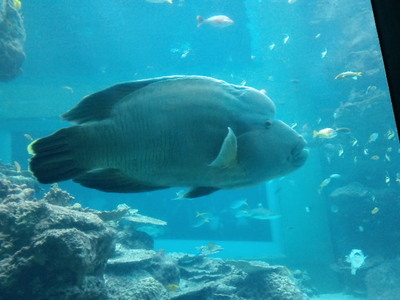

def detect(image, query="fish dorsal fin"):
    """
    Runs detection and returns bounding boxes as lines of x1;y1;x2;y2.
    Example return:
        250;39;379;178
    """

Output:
62;80;158;124
209;127;237;168
62;76;190;124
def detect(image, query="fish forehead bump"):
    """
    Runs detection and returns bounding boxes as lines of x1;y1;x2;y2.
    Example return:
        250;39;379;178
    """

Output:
140;76;276;117
230;85;276;117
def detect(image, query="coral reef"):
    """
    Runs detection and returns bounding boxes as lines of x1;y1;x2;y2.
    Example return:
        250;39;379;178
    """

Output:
0;162;37;203
43;183;75;206
105;248;307;300
0;200;115;299
0;165;307;300
0;0;26;81
365;259;400;300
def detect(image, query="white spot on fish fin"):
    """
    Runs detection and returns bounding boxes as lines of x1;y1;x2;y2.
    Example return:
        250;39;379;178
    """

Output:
209;127;237;168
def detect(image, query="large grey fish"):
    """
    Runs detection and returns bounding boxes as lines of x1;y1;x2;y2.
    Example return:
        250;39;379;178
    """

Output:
28;75;308;198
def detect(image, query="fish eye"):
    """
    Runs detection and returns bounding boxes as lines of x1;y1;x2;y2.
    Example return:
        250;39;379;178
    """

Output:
265;120;272;129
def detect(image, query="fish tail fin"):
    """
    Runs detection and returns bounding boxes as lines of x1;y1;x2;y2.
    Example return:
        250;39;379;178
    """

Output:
197;15;204;27
357;72;362;76
28;126;87;184
313;130;319;138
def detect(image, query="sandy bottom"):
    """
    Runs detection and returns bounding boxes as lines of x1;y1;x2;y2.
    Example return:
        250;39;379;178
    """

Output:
311;294;366;300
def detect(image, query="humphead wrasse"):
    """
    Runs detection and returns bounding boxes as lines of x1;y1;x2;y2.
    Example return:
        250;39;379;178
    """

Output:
28;76;308;198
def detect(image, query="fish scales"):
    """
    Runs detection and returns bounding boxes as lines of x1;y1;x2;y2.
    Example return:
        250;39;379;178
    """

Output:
28;76;308;197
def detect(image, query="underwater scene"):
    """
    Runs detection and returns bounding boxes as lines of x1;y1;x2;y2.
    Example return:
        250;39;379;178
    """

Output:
0;0;399;299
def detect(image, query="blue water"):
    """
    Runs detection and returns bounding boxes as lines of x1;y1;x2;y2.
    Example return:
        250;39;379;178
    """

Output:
1;0;399;295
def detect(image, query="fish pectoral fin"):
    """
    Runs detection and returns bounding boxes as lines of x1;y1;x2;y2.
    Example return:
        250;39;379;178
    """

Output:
73;168;169;193
209;127;237;168
183;187;220;198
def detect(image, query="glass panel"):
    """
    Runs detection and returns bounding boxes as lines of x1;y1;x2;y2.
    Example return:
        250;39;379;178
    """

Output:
1;0;398;299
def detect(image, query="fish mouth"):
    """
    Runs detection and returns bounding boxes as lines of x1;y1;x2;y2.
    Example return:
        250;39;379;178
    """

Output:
290;137;309;167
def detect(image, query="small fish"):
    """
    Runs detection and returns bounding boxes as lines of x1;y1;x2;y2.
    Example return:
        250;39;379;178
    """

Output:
13;0;22;10
365;85;377;94
247;205;281;220
24;133;34;141
146;0;173;3
290;123;298;129
321;48;328;59
196;211;209;218
315;33;321;39
386;129;395;140
313;128;337;139
353;156;358;163
371;207;379;214
305;206;311;213
269;43;276;50
166;284;179;292
320;177;331;188
385;175;390;184
172;189;187;200
370;155;380;160
192;217;210;228
345;249;367;275
338;145;344;157
358;226;364;232
351;139;358;147
62;86;74;93
197;15;234;28
14;161;22;173
240;80;247;86
196;242;224;256
283;34;290;44
181;50;190;58
334;71;362;80
368;133;379;143
363;148;369;155
329;174;341;179
230;198;248;209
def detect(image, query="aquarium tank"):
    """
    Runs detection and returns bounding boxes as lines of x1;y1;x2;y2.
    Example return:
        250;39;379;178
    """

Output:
0;0;399;299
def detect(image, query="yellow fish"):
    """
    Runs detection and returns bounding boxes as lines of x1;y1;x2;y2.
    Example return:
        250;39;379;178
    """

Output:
166;284;179;292
13;0;22;10
313;128;337;139
335;71;362;80
371;207;379;215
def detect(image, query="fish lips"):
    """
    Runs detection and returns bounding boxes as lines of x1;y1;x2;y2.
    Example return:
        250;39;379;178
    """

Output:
290;137;309;167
